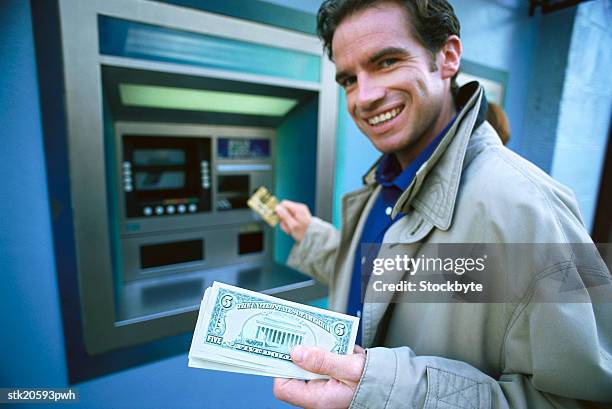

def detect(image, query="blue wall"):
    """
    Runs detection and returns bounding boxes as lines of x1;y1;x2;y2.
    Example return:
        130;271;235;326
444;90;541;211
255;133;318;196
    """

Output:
454;0;537;156
0;1;290;408
519;6;576;174
550;0;612;231
0;0;67;388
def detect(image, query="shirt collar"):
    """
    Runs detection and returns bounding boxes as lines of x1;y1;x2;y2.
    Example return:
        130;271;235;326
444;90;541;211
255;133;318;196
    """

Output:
374;113;458;191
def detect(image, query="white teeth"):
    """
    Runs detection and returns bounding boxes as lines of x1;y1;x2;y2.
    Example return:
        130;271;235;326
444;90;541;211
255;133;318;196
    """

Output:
368;107;402;125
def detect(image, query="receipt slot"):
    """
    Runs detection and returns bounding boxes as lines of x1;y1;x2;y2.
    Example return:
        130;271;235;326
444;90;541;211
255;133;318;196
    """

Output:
34;0;338;382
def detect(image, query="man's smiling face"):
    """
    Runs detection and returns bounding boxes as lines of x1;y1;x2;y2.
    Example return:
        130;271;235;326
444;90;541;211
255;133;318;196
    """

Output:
332;2;458;163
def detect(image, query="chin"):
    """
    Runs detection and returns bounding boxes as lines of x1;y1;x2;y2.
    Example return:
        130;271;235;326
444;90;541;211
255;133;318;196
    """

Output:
368;134;415;155
369;141;403;155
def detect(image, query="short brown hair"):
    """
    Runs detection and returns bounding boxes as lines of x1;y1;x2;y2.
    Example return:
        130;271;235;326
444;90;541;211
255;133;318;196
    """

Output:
317;0;461;61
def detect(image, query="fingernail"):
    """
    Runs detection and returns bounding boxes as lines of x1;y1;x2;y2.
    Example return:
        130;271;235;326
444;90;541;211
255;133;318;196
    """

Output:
291;346;305;363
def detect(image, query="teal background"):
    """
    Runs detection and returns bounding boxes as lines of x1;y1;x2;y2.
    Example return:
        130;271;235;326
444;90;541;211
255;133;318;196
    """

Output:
274;98;319;263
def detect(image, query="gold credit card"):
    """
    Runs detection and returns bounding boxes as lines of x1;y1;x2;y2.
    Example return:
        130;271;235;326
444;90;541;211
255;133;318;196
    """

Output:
247;186;280;227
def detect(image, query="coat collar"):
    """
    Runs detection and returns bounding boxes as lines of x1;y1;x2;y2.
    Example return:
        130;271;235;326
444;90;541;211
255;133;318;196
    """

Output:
361;82;487;231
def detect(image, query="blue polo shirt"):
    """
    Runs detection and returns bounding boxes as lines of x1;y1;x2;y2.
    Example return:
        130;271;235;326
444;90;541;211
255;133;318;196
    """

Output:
346;118;456;345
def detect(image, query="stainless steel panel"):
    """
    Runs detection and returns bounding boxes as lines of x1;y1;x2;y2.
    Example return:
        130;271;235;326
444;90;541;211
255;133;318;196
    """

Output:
117;260;324;325
316;56;339;222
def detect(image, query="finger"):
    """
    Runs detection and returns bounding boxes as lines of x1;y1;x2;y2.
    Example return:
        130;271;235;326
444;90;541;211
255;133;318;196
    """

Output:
279;221;291;235
273;378;304;402
284;217;300;233
275;204;290;221
273;377;293;393
276;206;297;230
291;346;364;382
279;200;301;217
353;345;366;355
273;378;326;408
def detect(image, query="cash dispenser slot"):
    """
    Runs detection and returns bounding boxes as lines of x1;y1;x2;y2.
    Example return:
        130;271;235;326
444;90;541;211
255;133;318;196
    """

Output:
238;230;264;255
139;239;205;269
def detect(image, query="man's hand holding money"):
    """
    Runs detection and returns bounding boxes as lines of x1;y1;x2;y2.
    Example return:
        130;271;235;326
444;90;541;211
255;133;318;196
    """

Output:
273;345;366;409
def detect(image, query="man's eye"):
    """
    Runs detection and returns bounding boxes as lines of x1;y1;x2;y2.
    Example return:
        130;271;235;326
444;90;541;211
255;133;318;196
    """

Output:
380;58;397;68
342;77;357;88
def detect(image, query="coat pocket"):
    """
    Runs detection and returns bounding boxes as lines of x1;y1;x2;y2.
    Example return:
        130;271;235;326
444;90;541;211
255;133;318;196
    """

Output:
424;366;491;409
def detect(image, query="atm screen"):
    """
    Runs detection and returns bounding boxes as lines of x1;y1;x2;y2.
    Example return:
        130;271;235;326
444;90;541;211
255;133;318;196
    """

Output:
133;148;187;191
135;170;185;191
133;149;185;166
122;135;212;217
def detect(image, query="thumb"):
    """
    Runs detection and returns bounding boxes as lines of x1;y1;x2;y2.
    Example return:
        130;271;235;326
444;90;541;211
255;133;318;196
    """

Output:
291;346;364;382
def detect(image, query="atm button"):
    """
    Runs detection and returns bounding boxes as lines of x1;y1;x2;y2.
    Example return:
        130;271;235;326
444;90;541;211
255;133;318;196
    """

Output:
188;204;197;213
155;206;164;215
178;204;186;213
167;205;176;214
125;184;133;192
143;207;153;216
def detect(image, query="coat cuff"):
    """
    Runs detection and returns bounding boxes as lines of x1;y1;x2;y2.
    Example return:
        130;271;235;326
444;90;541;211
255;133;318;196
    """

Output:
286;217;332;280
349;347;401;409
350;347;491;409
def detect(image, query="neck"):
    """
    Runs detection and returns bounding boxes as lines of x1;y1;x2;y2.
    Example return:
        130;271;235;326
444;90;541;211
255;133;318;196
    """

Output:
395;94;457;169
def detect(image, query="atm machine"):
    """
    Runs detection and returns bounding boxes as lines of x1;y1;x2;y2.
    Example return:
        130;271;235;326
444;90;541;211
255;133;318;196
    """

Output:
33;0;338;382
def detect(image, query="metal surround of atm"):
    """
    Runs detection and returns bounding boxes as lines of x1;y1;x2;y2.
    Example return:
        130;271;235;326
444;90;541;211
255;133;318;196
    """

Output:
46;0;339;382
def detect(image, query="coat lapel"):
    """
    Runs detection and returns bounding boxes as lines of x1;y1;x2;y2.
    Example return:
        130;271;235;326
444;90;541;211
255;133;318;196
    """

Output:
360;85;485;347
328;185;379;312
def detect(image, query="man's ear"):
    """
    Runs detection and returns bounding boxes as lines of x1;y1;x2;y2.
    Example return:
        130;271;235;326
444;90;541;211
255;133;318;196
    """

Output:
439;35;461;80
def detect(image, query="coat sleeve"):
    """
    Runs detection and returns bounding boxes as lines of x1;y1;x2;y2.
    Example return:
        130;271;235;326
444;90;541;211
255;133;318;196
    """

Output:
350;269;612;409
286;217;341;286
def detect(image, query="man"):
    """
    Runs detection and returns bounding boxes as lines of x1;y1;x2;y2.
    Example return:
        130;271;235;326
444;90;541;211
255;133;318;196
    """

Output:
273;1;612;408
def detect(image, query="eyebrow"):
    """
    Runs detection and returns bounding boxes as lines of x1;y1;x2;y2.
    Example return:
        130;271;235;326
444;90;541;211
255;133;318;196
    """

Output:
367;46;409;64
335;47;410;84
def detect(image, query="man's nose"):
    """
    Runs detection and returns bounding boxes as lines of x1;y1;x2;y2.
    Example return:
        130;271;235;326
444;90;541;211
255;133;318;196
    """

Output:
356;76;385;111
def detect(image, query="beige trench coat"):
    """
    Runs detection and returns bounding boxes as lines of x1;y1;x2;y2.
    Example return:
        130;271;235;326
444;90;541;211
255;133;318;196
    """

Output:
287;84;612;408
